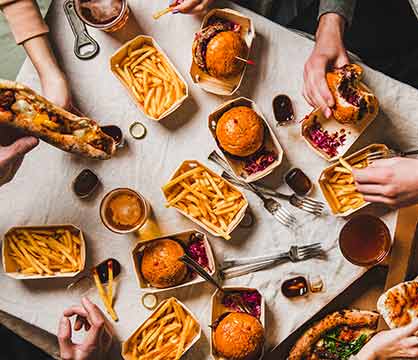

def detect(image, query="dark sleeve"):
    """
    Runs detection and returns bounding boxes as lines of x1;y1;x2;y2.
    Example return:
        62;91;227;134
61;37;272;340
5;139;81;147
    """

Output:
318;0;357;26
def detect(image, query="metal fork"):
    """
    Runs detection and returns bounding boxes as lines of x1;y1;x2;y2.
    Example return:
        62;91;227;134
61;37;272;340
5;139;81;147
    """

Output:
222;171;296;227
220;243;324;280
367;148;418;162
209;151;296;226
209;150;324;216
221;242;322;269
226;172;324;216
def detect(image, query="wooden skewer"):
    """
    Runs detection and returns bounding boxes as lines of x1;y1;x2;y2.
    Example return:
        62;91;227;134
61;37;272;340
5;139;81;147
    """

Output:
235;56;255;65
153;6;173;20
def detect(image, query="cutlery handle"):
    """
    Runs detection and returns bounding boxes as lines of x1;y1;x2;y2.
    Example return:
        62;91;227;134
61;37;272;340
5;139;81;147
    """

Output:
403;149;418;156
252;184;291;201
180;255;222;290
223;252;289;268
222;259;280;279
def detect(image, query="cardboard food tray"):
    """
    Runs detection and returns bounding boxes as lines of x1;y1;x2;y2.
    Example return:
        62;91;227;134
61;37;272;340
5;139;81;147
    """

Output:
2;224;86;280
267;204;418;359
162;160;248;239
110;35;189;121
190;8;255;96
131;229;216;294
121;297;201;360
210;286;265;360
319;143;389;217
301;101;379;162
208;97;284;183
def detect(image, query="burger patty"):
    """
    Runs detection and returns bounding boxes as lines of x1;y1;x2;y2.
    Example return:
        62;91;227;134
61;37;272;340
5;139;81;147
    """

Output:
193;22;232;71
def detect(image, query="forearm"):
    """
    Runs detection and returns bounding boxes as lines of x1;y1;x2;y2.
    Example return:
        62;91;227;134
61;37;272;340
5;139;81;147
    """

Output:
316;12;346;43
23;35;65;80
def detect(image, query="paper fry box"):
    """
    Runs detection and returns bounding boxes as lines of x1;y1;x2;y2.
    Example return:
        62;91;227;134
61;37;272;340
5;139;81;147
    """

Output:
301;102;379;162
210;286;265;360
122;297;201;360
319;143;389;217
131;229;216;294
162;160;248;239
110;35;189;121
2;224;86;280
190;8;255;96
208;97;284;183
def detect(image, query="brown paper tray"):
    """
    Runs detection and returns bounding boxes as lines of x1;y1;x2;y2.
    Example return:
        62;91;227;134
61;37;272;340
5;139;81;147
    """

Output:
131;229;216;294
208;97;284;183
121;297;201;360
110;35;188;121
161;160;248;239
318;143;389;217
190;8;255;96
210;286;265;360
266;204;418;359
2;224;86;280
301;96;379;162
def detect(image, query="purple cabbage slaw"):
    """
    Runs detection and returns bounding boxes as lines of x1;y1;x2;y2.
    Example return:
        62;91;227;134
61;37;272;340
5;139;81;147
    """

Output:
307;118;346;157
222;290;262;319
244;149;277;175
187;237;209;269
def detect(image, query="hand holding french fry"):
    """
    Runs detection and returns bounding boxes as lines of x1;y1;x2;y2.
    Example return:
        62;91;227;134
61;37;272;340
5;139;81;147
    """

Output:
58;297;114;360
354;157;418;208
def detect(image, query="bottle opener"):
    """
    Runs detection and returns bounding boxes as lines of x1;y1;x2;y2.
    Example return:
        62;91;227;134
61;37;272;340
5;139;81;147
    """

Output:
63;0;100;60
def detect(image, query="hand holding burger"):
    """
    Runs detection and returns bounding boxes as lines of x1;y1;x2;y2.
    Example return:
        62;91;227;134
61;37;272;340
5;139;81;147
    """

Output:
303;13;350;118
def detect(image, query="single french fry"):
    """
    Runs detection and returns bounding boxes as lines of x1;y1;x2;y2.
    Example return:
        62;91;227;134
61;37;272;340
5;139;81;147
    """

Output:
339;157;353;172
93;270;118;321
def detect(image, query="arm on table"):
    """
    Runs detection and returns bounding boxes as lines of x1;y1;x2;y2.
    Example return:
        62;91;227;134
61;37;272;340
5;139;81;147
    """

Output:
0;0;72;109
303;0;356;117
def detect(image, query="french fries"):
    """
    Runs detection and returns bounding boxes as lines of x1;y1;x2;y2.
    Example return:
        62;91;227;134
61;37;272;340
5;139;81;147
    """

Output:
113;39;186;120
162;162;247;240
4;227;83;276
125;298;199;360
322;153;371;214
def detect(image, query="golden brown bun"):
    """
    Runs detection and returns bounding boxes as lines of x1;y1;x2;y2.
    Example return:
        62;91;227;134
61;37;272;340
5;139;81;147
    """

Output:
141;239;188;288
206;31;247;79
216;106;264;158
213;312;265;360
326;64;379;125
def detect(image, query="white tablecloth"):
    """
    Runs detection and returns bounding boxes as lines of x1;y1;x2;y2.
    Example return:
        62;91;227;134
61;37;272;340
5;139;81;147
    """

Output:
1;1;418;358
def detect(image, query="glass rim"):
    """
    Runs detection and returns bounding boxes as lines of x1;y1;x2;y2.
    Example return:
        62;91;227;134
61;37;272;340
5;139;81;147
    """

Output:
339;214;392;267
99;187;149;234
74;0;128;29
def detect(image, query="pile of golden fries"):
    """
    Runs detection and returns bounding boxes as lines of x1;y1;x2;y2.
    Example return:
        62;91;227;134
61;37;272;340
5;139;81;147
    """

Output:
323;154;370;214
126;297;199;360
5;227;82;276
162;163;246;239
114;42;186;119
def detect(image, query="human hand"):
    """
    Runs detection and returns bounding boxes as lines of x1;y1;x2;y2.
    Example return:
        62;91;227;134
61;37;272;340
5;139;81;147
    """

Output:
58;297;113;360
303;13;349;118
357;321;418;360
172;0;215;14
0;126;38;185
353;157;418;208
